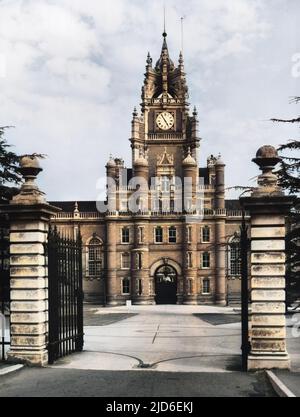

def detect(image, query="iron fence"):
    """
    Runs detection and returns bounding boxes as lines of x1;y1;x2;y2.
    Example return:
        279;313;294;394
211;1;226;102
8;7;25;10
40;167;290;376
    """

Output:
240;212;251;371
47;227;84;364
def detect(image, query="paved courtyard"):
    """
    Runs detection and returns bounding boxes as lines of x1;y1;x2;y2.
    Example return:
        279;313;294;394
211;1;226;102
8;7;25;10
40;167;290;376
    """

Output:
51;305;242;373
0;305;278;397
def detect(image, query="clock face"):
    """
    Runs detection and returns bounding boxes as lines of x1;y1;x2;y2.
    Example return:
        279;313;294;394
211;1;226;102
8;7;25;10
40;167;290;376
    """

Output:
156;112;175;131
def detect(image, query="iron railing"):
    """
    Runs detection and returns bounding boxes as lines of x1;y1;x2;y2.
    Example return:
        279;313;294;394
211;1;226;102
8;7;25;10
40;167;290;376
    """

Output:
47;227;84;364
0;213;10;361
240;212;251;371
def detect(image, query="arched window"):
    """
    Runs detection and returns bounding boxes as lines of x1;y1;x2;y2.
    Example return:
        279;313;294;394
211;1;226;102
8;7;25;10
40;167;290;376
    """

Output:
88;237;103;277
229;236;241;276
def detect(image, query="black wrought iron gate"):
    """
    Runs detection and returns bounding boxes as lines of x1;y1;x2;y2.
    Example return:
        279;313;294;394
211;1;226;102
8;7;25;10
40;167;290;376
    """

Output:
0;213;10;361
47;227;84;364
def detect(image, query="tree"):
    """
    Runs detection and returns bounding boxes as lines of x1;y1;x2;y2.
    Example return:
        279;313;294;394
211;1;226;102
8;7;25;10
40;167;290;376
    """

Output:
272;97;300;306
0;127;21;203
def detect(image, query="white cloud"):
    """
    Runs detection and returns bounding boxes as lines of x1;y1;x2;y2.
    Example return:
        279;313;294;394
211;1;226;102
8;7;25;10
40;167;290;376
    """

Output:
0;0;298;200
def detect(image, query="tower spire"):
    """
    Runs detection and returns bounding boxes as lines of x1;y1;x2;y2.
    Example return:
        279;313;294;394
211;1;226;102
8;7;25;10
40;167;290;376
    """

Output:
163;4;166;37
156;5;174;71
162;4;168;50
180;16;185;54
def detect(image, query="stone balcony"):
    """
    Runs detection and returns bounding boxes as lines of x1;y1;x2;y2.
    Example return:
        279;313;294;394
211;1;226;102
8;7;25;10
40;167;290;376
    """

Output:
52;209;249;221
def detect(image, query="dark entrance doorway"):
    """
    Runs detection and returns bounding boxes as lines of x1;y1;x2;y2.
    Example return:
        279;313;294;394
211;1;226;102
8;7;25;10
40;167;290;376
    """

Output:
155;265;177;305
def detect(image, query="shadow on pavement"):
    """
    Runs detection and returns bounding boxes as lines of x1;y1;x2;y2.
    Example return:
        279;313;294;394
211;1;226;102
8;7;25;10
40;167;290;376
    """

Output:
193;314;241;326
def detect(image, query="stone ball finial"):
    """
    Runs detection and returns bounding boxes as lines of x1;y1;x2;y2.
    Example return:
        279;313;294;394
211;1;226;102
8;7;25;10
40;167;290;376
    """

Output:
255;145;279;159
253;145;281;169
19;155;43;177
12;154;45;205
252;145;283;196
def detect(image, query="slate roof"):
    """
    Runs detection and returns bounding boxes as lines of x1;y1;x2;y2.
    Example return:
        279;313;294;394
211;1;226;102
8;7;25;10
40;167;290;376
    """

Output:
50;201;99;212
225;200;242;210
50;199;241;213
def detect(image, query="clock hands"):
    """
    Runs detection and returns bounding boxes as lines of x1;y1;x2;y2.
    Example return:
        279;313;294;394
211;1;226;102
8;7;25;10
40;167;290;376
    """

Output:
161;114;169;126
156;112;174;130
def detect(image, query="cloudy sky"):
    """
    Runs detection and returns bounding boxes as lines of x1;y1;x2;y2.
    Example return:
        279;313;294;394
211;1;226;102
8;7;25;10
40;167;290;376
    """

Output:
0;0;299;201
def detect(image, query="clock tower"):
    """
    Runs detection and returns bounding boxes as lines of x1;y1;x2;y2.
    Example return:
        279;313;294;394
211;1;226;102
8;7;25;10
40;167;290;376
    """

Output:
130;31;201;182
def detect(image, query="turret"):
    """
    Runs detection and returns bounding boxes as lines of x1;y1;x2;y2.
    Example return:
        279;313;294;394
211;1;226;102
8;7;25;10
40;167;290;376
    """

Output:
182;148;197;210
131;107;143;165
190;106;200;160
215;155;225;210
106;155;116;181
133;153;149;183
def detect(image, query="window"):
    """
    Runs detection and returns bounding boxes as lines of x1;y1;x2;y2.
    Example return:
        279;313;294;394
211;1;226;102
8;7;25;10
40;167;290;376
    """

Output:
122;227;130;244
202;226;210;243
187;252;193;268
187;226;192;243
88;237;103;277
138;227;144;244
186;198;192;211
136;252;142;270
155;226;163;243
137;279;143;296
121;253;130;269
122;278;130;295
203;278;211;294
169;226;177;243
152;196;160;211
229;237;241;275
161;176;170;192
170;200;175;212
202;252;211;269
187;279;193;294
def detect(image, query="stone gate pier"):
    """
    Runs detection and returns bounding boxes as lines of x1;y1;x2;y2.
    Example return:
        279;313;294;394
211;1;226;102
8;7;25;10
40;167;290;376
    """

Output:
4;156;59;366
241;145;296;370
